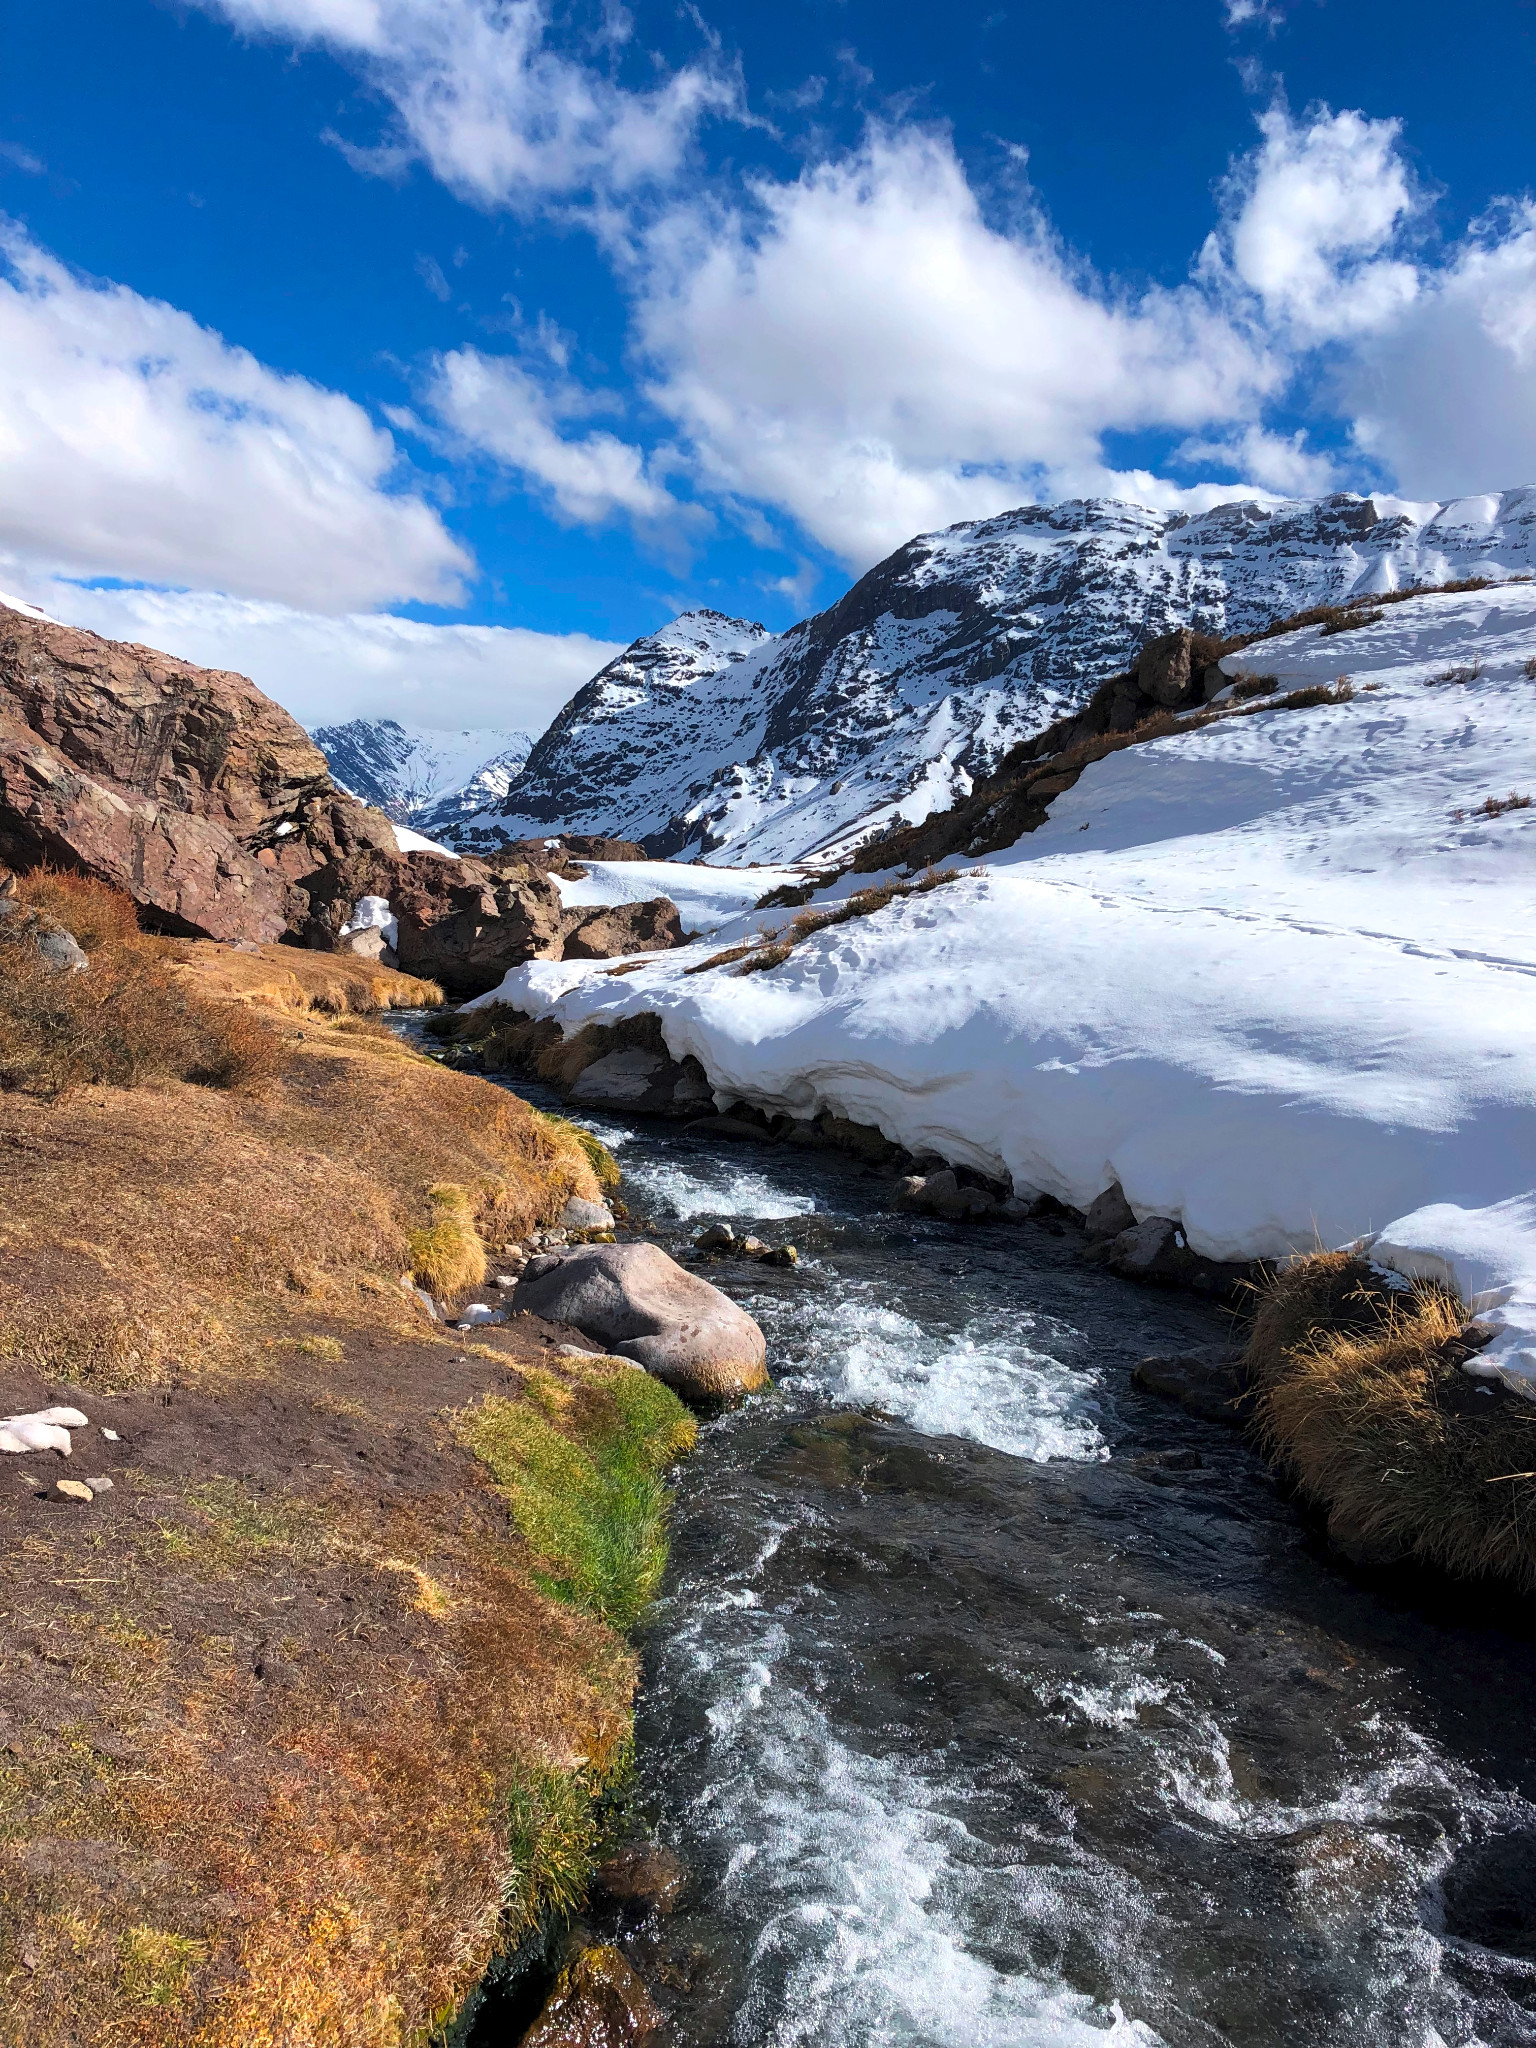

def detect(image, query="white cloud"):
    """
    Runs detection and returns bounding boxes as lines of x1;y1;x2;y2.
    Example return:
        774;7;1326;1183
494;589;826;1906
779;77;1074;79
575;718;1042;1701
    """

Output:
631;127;1278;564
1209;106;1422;339
0;225;470;610
2;571;620;734
1174;424;1339;496
1342;201;1536;496
1223;0;1286;27
198;0;738;210
424;347;682;526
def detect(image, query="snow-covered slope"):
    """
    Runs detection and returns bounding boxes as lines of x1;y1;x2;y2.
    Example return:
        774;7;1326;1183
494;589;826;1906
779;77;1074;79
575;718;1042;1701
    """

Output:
311;718;533;838
475;579;1536;1387
487;489;1536;865
487;611;774;848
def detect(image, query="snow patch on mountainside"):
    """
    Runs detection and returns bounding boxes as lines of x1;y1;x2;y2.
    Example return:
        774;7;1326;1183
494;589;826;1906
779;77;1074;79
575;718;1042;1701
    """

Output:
474;581;1536;1387
484;489;1536;867
312;717;532;836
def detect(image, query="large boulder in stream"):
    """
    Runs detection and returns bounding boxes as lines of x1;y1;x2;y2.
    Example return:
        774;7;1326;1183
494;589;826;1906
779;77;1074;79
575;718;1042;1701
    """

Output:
514;1241;768;1402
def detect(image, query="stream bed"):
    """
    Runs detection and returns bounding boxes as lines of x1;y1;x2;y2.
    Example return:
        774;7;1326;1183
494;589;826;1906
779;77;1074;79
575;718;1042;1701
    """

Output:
463;1081;1536;2048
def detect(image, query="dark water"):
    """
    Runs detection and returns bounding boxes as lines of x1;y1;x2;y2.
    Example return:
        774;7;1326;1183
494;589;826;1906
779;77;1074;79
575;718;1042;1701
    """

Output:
457;1072;1536;2048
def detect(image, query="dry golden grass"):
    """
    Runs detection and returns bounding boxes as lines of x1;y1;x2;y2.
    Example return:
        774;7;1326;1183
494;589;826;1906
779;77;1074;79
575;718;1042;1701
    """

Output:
408;1183;488;1298
0;918;672;2047
1248;1251;1536;1588
0;953;600;1385
163;939;442;1019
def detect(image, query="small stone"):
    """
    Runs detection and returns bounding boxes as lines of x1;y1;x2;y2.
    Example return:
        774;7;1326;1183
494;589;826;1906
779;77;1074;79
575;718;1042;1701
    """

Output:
83;1475;114;1492
694;1223;738;1254
100;1427;121;1442
738;1235;768;1256
1084;1183;1137;1240
759;1245;799;1267
494;1274;518;1291
561;1195;616;1232
56;1479;93;1503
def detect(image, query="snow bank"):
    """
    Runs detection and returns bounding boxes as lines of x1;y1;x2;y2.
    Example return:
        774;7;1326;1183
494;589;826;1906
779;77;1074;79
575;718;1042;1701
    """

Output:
476;585;1536;1384
550;858;809;935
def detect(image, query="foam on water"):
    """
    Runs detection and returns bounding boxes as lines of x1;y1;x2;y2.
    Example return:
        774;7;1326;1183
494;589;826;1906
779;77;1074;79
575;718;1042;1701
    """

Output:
622;1157;819;1223
656;1540;1163;2048
758;1283;1105;1462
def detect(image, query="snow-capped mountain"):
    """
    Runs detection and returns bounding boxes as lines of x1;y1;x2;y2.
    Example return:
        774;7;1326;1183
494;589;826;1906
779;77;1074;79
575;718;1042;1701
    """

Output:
311;718;533;840
484;489;1536;865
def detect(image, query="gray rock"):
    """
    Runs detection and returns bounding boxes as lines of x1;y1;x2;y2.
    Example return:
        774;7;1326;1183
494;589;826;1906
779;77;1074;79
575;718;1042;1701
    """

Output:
1084;1183;1137;1240
34;924;87;973
561;1195;616;1232
694;1224;737;1253
684;1114;774;1143
894;1168;995;1222
1106;1217;1183;1275
1136;627;1197;707
1131;1344;1250;1424
513;1240;768;1402
1201;661;1232;701
569;1048;669;1105
493;1274;519;1291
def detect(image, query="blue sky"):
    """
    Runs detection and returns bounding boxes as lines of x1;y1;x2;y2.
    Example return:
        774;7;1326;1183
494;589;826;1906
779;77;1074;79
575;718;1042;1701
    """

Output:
2;0;1534;733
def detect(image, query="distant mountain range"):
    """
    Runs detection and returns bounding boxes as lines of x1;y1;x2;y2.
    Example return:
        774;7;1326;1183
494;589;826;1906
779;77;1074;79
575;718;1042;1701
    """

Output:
312;490;1536;864
308;718;532;842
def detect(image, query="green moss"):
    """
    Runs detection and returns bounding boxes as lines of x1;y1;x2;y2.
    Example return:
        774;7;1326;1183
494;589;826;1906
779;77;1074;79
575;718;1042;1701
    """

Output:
457;1369;696;1630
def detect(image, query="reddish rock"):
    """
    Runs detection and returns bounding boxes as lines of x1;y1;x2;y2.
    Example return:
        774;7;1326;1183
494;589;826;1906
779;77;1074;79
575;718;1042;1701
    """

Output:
0;605;396;941
561;898;684;961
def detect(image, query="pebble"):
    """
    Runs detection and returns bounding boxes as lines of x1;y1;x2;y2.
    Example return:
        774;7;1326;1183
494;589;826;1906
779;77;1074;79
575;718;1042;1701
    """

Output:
494;1275;519;1291
56;1479;93;1503
84;1475;114;1492
100;1428;121;1442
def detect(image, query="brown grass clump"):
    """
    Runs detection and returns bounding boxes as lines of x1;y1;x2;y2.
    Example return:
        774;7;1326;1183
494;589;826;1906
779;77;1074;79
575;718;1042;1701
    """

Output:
1279;677;1356;710
15;866;141;952
1524;655;1536;681
1453;790;1534;823
1227;671;1280;701
1247;1251;1536;1588
0;875;279;1099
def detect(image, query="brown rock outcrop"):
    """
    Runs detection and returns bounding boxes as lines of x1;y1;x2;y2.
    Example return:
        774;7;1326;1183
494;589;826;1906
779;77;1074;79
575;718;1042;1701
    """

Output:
561;897;685;960
0;605;396;941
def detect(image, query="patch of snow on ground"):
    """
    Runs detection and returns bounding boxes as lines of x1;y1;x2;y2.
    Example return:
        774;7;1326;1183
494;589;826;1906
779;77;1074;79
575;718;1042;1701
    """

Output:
551;858;809;935
478;585;1536;1387
392;825;459;857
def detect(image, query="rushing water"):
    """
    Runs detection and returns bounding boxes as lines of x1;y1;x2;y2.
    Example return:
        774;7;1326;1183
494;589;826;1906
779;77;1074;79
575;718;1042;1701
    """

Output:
458;1077;1536;2048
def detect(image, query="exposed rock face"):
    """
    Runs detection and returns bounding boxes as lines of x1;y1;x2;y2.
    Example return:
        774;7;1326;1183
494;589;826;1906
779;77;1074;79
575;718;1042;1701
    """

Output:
514;1241;768;1401
0;605;396;942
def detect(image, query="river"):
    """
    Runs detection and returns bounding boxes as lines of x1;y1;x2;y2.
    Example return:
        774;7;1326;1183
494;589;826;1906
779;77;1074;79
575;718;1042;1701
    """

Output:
459;1074;1536;2048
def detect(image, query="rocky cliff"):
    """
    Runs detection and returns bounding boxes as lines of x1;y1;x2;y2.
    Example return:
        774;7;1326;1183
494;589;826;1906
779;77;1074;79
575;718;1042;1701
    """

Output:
0;603;402;943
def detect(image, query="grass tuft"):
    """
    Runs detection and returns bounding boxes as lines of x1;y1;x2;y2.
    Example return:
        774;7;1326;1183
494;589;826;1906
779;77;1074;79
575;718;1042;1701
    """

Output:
457;1368;697;1631
0;874;279;1099
407;1183;487;1299
1247;1251;1536;1589
119;1926;205;2009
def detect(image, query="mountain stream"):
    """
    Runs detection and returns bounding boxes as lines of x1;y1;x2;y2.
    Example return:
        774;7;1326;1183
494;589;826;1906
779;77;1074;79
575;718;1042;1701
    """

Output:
459;1079;1536;2048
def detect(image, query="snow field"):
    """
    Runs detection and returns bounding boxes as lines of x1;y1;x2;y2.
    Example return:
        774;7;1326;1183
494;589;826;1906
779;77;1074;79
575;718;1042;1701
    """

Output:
474;586;1536;1387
